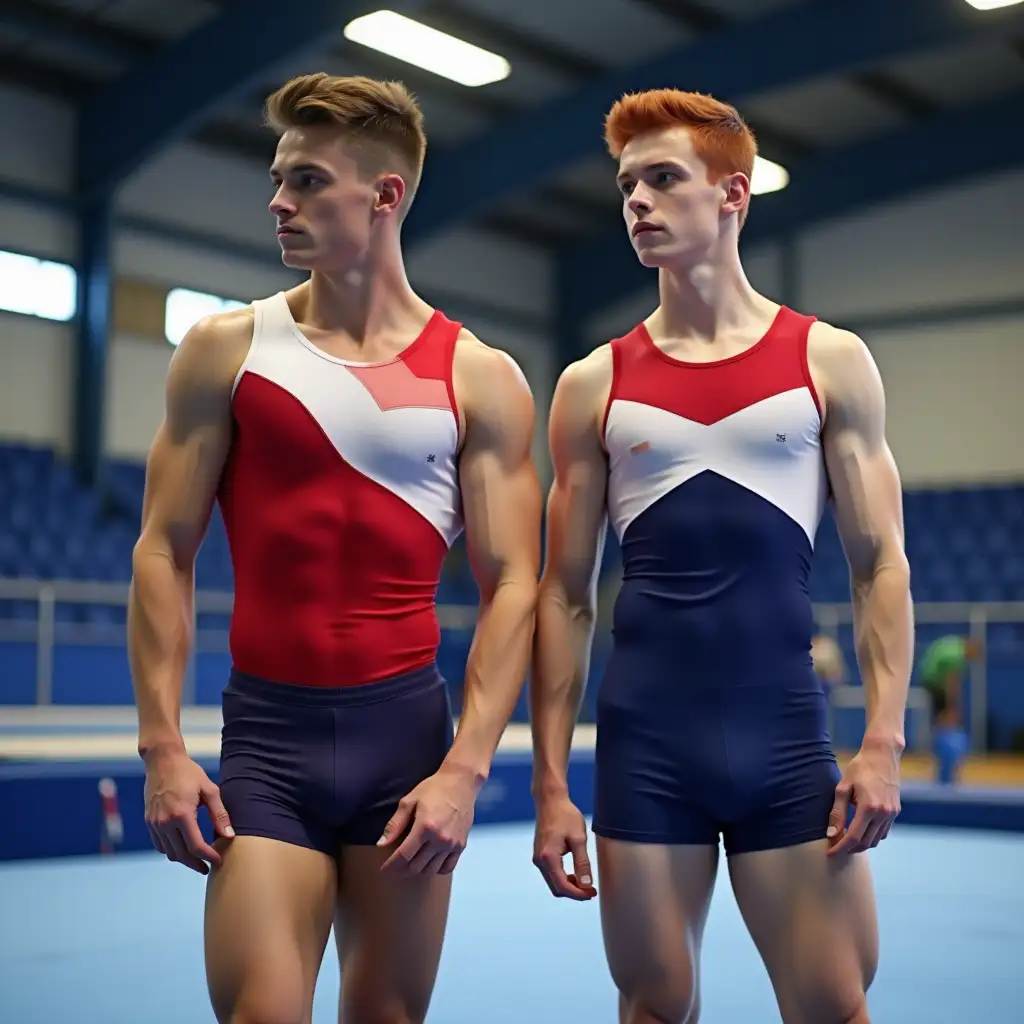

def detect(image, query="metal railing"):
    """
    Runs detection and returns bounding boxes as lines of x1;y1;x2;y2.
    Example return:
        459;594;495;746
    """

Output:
1;578;1021;753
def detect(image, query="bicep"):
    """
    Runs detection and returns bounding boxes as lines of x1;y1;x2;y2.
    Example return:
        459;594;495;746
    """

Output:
136;330;235;566
543;373;609;606
822;338;906;581
459;369;542;596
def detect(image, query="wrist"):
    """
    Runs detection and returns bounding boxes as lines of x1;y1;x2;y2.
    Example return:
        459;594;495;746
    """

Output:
441;752;490;791
138;733;186;763
530;771;570;801
861;729;905;755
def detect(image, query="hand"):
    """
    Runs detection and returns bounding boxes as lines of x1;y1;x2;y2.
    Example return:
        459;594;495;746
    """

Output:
377;764;480;876
143;746;234;874
533;792;597;900
827;740;902;857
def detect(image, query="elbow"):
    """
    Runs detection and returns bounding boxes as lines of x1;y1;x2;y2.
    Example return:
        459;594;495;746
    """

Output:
879;541;912;588
851;543;911;595
479;566;540;612
131;530;194;584
539;576;595;627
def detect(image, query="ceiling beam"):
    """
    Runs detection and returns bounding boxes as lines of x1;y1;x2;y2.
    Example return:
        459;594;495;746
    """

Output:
76;0;431;200
403;0;1024;245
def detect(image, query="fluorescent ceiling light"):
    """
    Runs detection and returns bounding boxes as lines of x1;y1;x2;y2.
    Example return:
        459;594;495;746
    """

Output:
344;10;511;87
751;155;789;196
963;1;1022;10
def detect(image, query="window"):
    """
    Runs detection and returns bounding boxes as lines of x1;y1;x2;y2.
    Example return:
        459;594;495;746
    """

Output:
164;287;247;346
0;249;77;322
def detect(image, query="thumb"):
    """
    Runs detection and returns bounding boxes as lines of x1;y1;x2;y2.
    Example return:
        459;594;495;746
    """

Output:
827;779;852;840
377;798;414;847
201;780;235;838
568;837;594;891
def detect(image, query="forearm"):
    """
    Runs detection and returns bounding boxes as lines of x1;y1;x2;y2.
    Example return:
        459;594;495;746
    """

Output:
444;576;538;784
852;558;913;750
529;583;595;798
127;547;195;757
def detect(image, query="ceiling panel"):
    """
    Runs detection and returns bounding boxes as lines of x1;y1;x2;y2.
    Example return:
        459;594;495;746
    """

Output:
699;0;804;20
21;37;122;80
881;40;1024;111
450;0;693;69
98;0;215;40
33;0;107;13
742;77;909;148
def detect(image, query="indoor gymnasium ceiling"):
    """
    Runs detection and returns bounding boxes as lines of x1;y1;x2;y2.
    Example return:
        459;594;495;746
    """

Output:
3;0;1024;250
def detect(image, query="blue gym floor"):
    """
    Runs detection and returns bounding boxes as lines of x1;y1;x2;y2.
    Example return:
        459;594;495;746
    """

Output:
1;823;1021;1023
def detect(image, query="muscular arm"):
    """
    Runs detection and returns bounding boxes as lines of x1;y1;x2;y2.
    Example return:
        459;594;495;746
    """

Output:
128;313;246;758
530;354;610;799
815;325;913;751
444;343;542;784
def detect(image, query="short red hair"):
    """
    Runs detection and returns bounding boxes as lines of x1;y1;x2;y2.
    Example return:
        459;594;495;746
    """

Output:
604;88;757;185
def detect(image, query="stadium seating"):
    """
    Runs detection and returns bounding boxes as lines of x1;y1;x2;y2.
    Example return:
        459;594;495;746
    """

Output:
1;441;1022;746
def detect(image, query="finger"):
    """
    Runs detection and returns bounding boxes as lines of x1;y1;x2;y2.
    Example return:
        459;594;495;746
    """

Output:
147;823;168;857
402;836;447;875
826;782;852;842
415;849;451;876
438;850;461;875
536;853;590;900
862;819;886;850
377;799;415;849
381;823;427;872
568;837;595;893
874;813;897;846
165;826;208;874
566;874;598;899
200;782;235;840
829;804;869;857
532;850;567;896
181;815;223;869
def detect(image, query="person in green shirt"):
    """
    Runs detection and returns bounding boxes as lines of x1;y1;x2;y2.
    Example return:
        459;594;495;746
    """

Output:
918;635;981;784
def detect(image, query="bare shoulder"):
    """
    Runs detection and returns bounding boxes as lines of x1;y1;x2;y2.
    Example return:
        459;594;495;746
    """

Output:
454;327;532;389
806;319;885;423
169;305;255;392
453;327;535;424
551;343;614;433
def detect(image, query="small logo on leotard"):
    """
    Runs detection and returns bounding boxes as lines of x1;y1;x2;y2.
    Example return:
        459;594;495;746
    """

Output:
426;453;436;463
630;440;651;455
776;433;787;443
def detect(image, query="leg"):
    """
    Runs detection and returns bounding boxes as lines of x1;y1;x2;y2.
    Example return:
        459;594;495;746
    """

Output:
204;836;338;1024
728;842;878;1024
596;837;719;1024
334;843;452;1024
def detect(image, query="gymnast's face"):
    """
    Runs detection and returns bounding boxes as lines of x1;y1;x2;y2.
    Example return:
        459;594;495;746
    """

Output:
268;125;407;272
616;126;749;269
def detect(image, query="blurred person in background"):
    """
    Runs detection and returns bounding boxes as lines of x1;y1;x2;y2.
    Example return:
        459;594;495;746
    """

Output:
918;634;981;785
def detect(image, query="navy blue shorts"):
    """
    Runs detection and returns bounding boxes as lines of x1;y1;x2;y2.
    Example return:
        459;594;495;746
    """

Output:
218;662;454;854
592;648;841;856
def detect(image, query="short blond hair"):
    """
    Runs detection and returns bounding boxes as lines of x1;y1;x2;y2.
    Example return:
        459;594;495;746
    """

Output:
265;73;427;202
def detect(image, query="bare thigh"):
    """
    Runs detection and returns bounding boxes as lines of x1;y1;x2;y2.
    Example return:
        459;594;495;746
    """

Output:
729;842;878;1024
596;837;719;1024
333;844;453;1024
204;836;338;1024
